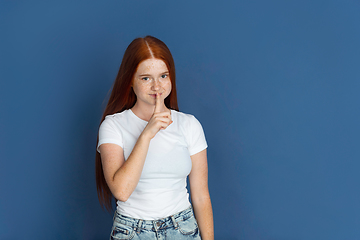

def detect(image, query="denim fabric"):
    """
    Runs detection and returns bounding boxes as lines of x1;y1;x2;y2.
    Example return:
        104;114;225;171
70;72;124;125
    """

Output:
110;206;201;240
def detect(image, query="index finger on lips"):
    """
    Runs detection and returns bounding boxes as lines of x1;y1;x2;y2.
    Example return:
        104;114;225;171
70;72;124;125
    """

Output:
154;93;161;113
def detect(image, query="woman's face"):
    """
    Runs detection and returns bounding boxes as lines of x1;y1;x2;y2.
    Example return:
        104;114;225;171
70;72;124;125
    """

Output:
132;58;172;107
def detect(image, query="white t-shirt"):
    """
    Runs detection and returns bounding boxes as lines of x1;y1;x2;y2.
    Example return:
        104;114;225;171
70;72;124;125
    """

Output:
97;109;207;220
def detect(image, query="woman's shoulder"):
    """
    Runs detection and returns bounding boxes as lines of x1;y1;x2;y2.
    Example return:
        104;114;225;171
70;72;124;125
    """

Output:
101;110;132;126
172;109;194;120
171;110;202;127
104;109;130;120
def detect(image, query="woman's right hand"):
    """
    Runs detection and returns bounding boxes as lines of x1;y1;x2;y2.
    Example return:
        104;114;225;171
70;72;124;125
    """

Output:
142;93;172;140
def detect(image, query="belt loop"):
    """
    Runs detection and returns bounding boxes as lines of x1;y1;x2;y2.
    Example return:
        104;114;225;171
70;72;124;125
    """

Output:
171;215;178;229
137;219;143;234
153;221;158;232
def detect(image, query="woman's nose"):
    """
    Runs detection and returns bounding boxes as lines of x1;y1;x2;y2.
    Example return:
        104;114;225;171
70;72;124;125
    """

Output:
151;79;160;90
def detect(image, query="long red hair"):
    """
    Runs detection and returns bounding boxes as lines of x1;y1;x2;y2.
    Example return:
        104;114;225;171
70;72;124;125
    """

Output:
95;36;179;211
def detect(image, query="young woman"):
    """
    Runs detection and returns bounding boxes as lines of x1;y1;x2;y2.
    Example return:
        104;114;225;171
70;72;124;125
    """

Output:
95;36;214;240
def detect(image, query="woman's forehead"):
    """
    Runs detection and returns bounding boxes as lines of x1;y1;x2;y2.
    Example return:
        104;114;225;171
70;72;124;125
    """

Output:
136;58;168;74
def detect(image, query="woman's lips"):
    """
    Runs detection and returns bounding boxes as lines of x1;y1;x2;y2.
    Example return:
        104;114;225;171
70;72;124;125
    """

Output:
150;93;162;98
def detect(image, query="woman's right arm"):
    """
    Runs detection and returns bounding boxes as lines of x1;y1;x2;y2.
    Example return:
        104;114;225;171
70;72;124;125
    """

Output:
99;133;150;202
99;94;171;202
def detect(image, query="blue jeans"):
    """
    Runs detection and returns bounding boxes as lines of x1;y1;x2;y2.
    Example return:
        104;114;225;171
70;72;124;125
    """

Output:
110;206;201;240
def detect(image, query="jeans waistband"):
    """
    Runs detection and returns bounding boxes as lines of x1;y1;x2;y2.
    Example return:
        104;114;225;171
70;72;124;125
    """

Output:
113;206;194;231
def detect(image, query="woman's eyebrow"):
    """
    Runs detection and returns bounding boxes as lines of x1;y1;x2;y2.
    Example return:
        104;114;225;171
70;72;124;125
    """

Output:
138;71;169;77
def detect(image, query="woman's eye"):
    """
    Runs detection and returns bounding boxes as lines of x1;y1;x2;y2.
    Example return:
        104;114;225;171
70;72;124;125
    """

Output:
142;77;150;81
161;74;168;79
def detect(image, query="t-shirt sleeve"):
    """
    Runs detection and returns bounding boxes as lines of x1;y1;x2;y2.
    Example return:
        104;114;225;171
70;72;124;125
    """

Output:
97;117;123;153
187;115;208;156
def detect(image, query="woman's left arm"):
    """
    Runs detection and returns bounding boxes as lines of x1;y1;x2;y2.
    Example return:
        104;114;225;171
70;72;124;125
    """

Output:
189;149;214;240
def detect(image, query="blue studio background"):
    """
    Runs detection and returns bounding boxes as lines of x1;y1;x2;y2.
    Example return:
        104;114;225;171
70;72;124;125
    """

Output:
1;1;360;239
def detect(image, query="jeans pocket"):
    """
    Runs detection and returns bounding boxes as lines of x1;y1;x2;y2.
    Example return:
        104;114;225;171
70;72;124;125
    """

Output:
177;215;199;235
110;222;135;240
